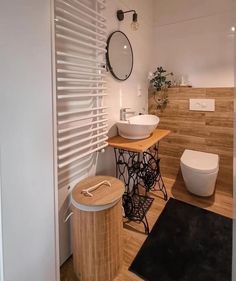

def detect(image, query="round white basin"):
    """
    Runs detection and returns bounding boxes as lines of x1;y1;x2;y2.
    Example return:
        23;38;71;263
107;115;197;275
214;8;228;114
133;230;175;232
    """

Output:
116;114;160;139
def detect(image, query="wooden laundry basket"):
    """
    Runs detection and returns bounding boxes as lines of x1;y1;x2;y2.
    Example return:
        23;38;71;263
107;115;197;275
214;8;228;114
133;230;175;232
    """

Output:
71;176;124;281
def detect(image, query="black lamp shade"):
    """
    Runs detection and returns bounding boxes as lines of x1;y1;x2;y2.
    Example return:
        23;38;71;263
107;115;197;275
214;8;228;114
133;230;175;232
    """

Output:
133;12;138;22
117;10;124;21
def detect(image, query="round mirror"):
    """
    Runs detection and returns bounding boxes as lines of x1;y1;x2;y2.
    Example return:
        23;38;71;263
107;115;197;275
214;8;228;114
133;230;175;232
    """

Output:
106;31;133;81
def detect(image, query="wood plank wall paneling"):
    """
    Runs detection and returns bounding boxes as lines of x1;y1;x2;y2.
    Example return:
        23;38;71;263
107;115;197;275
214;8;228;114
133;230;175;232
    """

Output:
148;87;234;195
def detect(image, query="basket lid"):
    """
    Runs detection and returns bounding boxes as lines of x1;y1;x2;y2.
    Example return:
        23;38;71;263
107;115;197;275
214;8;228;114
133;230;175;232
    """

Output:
72;176;124;209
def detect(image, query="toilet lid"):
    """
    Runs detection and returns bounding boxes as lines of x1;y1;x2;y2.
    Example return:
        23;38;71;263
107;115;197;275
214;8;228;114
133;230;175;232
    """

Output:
181;149;219;174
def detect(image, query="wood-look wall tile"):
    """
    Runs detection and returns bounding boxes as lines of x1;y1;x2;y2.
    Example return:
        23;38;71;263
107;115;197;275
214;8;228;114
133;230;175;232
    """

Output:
178;126;209;138
169;87;206;99
159;143;183;158
205;117;233;128
149;87;233;195
215;101;233;112
206;88;234;98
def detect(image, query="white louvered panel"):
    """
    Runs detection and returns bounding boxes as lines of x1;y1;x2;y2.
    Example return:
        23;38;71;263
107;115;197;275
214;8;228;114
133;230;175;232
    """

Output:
55;0;107;187
58;124;108;143
58;118;108;133
57;69;106;77
58;112;108;125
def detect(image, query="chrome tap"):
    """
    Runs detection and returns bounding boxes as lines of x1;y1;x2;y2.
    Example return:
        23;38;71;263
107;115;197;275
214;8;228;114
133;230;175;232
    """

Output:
120;108;135;121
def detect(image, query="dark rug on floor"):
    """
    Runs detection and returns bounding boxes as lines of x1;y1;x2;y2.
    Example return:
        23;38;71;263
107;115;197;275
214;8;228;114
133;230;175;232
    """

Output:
129;198;232;281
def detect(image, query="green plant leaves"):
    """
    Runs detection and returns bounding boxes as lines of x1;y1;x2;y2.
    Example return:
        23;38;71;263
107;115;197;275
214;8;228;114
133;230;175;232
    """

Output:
150;66;173;92
149;66;173;112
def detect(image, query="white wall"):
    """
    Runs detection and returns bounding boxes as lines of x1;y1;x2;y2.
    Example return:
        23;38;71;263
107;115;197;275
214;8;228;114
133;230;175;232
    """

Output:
153;0;235;87
0;1;57;281
96;0;154;175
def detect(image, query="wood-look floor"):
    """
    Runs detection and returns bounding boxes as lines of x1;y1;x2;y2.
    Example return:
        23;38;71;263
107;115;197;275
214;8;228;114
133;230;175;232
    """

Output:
60;177;233;281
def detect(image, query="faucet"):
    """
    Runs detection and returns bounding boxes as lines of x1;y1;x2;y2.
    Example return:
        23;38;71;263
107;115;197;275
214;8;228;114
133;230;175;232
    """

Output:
120;108;135;121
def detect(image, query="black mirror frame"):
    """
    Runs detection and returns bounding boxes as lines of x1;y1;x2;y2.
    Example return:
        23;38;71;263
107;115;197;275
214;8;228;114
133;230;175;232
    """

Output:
106;31;134;81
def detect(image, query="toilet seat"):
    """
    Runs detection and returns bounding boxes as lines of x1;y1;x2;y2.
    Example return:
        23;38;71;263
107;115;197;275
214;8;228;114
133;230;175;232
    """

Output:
181;149;219;174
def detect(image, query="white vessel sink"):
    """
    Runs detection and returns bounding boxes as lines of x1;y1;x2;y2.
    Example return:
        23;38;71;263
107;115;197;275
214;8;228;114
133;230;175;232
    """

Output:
116;114;160;140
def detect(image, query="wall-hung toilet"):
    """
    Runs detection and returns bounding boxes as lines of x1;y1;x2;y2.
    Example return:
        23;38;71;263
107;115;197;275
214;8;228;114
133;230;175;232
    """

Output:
180;149;219;197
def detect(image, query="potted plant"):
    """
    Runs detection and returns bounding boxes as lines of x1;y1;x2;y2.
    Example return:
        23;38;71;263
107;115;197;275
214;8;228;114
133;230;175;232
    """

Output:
148;66;173;112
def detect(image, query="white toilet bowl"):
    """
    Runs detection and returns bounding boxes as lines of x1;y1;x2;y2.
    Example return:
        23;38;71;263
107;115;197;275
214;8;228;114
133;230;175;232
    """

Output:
180;149;219;197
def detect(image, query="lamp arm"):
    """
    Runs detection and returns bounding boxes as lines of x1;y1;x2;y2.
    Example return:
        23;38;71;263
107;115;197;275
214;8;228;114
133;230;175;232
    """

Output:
123;10;136;14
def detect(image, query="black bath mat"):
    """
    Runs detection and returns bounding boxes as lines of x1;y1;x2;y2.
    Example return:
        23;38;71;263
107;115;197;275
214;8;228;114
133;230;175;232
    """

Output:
129;198;232;281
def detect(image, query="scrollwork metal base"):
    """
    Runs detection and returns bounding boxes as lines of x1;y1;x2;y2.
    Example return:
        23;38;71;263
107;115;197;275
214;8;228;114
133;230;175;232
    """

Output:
114;143;168;234
122;194;153;234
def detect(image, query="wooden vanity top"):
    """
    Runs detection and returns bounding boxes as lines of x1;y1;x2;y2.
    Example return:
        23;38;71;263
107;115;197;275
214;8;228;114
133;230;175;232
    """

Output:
108;129;170;152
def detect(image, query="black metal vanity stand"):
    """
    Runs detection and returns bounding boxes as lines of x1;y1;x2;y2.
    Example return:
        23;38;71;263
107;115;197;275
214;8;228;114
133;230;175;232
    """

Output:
114;143;168;234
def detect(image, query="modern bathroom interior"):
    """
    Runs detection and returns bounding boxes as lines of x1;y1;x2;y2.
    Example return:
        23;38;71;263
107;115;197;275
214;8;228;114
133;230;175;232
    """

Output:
0;0;235;281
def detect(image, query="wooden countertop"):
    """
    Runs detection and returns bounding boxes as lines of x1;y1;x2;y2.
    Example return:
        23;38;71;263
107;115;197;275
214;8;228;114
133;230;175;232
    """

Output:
108;129;170;152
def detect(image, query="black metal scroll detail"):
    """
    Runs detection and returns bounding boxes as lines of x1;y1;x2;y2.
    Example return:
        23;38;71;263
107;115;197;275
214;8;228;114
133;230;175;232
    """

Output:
139;144;168;200
114;143;168;234
127;194;154;234
114;149;140;195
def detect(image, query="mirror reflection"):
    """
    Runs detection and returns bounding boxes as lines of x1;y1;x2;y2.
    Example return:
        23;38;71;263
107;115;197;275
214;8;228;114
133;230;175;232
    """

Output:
106;31;133;81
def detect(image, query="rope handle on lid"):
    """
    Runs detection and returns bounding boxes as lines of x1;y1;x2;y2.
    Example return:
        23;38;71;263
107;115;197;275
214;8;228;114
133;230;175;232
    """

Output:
64;212;73;222
81;180;111;197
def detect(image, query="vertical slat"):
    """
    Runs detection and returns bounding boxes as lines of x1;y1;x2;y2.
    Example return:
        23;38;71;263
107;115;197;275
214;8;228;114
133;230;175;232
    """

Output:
55;0;107;187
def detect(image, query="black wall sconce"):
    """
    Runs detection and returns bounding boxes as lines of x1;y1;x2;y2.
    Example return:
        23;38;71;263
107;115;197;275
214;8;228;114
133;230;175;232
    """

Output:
117;9;139;31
